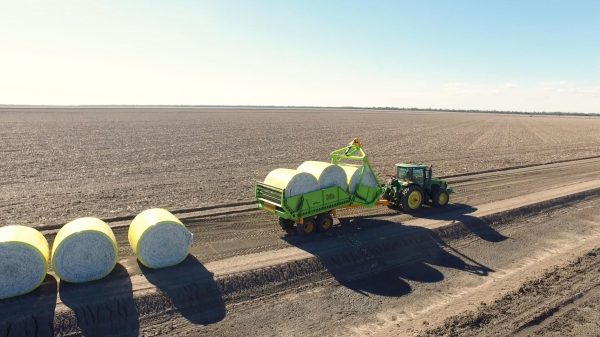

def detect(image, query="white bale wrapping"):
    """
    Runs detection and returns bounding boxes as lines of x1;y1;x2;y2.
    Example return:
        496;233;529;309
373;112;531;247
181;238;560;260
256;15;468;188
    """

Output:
297;161;348;190
0;226;49;299
129;208;193;269
339;164;379;194
263;168;320;197
52;234;116;283
138;223;192;268
51;217;118;283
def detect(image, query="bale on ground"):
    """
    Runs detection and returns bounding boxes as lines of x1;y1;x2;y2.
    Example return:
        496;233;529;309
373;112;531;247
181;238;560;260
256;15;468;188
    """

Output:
0;225;49;299
51;217;118;283
128;208;193;269
264;168;320;197
339;164;379;194
296;161;348;190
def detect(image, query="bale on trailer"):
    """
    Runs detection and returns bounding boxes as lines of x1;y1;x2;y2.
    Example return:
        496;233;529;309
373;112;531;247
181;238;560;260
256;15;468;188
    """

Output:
128;208;192;269
263;168;320;197
51;217;118;283
0;225;49;299
297;161;347;190
339;164;379;194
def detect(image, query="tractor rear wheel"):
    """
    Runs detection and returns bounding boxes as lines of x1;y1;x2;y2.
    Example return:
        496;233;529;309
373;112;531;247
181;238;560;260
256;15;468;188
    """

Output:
432;190;450;207
316;213;334;232
401;185;423;212
296;218;316;235
278;217;295;230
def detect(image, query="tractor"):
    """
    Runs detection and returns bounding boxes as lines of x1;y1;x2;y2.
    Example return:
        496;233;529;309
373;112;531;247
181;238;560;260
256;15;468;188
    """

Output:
383;163;453;212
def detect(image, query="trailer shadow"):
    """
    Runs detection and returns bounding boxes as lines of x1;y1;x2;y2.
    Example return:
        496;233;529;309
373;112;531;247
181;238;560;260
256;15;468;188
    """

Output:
0;275;57;337
282;207;495;298
59;264;139;337
140;255;226;325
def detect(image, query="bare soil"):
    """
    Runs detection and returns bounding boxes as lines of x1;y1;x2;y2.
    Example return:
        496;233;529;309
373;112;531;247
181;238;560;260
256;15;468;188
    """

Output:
2;107;600;227
3;107;600;337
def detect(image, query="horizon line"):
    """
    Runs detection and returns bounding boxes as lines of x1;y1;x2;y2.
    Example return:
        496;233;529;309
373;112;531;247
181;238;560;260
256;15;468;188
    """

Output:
0;104;598;116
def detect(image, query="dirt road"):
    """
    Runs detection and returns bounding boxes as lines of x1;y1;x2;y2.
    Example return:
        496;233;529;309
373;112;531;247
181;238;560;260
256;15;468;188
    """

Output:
2;155;600;336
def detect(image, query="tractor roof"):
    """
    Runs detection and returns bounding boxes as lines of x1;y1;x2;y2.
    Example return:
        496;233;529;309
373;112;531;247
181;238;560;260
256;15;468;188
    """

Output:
395;163;428;168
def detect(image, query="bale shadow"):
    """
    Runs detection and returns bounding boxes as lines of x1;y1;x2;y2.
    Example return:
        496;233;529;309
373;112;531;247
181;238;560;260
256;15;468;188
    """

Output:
283;209;495;298
0;274;58;337
139;255;226;325
59;264;139;337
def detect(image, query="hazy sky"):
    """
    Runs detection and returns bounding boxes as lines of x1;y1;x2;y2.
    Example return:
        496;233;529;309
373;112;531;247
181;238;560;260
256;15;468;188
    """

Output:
1;1;599;112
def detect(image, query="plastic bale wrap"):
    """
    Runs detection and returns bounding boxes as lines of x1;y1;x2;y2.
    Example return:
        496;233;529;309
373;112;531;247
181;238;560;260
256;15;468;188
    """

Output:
128;208;193;269
297;161;348;190
263;168;320;197
51;217;118;283
339;164;379;194
0;225;49;299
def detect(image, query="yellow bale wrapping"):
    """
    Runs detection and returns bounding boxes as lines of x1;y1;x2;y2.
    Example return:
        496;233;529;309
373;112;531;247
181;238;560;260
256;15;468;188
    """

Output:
339;164;379;194
128;208;193;269
296;161;348;190
0;225;49;299
263;168;320;197
51;217;118;283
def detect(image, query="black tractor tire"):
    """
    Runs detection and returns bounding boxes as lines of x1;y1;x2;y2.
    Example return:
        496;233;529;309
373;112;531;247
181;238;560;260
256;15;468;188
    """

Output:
432;189;450;207
316;213;334;232
278;217;295;230
401;185;424;212
296;217;316;236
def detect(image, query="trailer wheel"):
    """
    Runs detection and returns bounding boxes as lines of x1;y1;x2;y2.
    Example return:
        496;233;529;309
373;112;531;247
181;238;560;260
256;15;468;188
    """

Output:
316;213;334;232
278;218;295;230
296;218;316;235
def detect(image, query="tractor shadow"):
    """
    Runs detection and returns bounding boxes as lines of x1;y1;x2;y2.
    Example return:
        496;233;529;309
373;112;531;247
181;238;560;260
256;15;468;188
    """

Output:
59;264;139;337
409;203;509;243
0;275;58;337
140;255;226;325
282;205;496;298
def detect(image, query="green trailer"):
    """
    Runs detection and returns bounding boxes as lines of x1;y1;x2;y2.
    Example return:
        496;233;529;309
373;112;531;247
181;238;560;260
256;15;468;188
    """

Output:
255;139;385;235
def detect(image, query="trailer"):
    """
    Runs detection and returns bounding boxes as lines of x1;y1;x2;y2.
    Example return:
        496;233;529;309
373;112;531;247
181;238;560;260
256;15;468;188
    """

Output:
255;139;386;235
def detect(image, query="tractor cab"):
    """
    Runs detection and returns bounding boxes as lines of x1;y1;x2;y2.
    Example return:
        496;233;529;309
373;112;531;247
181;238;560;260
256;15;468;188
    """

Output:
384;163;453;212
396;163;431;187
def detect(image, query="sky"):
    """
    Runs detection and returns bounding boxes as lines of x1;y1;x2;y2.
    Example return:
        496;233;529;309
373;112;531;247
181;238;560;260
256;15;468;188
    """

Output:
1;0;599;112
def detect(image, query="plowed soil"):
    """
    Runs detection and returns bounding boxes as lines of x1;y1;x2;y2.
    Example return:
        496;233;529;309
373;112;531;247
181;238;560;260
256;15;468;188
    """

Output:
2;107;600;337
2;107;600;227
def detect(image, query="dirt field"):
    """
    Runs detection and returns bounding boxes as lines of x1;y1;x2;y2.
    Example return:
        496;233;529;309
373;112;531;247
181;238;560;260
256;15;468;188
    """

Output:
2;107;600;337
2;107;600;227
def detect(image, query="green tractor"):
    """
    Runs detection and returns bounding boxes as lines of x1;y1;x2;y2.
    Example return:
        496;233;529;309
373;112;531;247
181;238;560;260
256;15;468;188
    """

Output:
383;163;453;212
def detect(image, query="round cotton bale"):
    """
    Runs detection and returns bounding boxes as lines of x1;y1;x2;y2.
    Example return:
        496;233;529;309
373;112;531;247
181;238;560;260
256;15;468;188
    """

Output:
297;161;348;190
339;164;379;194
0;225;49;299
51;217;117;283
264;168;320;197
128;208;193;269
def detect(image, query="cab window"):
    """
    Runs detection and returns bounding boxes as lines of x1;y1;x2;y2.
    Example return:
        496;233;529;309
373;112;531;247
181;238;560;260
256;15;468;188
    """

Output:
398;167;409;180
413;169;423;181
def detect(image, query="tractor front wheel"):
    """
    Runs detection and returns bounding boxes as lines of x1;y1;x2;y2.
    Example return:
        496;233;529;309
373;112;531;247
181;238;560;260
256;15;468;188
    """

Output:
401;185;423;212
432;190;450;207
296;218;316;235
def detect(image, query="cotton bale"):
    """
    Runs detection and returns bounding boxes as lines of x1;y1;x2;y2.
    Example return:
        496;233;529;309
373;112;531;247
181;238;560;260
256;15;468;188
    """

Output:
0;225;49;299
51;217;117;283
339;164;379;194
296;161;348;190
128;208;193;269
263;168;320;197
